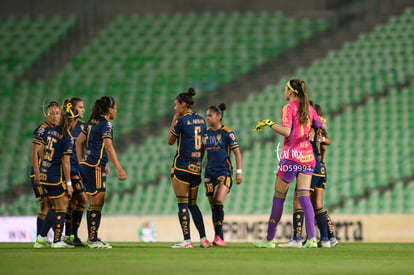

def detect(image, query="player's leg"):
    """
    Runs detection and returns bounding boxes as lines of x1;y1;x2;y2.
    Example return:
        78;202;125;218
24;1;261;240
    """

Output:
189;178;209;248
171;171;192;248
211;180;230;246
71;177;87;246
296;172;317;248
279;191;303;248
255;174;289;248
63;198;74;244
311;188;330;248
205;177;215;237
49;186;74;248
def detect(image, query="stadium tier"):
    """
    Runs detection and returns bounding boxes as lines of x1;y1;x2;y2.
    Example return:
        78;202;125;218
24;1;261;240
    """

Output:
0;15;76;90
1;8;414;216
0;11;328;196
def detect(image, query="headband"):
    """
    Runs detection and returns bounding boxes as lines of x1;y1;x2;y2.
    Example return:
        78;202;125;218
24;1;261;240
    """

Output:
177;94;192;106
214;106;222;116
287;81;299;95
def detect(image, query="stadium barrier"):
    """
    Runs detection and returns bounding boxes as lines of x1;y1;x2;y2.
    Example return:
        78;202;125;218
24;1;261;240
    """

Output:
1;215;413;243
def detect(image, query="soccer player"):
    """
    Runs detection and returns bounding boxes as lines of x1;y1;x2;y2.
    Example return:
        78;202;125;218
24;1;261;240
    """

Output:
33;101;78;248
31;101;61;248
63;97;88;247
279;102;337;248
203;103;243;246
253;79;326;248
76;96;127;249
168;88;210;248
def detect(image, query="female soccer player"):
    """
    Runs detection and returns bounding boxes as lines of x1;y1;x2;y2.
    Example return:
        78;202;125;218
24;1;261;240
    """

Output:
279;102;337;248
31;101;60;248
254;79;326;249
203;103;242;246
77;96;127;249
168;88;210;248
63;97;88;247
33;101;78;248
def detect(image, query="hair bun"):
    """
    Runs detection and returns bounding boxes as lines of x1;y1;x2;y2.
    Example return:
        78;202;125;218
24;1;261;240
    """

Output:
218;103;226;111
187;87;196;97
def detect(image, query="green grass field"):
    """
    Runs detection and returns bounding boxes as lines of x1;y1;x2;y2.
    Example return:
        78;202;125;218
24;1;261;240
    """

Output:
1;242;413;274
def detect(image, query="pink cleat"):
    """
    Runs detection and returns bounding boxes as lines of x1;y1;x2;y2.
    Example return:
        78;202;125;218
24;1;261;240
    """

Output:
213;236;226;247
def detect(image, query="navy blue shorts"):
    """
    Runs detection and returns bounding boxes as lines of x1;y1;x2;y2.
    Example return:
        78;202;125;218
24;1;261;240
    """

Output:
43;183;67;199
72;177;86;194
311;163;327;191
80;164;106;195
171;168;201;188
204;174;232;196
30;176;48;200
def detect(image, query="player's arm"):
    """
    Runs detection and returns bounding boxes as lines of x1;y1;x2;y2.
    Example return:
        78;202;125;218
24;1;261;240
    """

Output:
104;138;127;180
168;113;180;145
269;123;291;137
31;143;43;186
76;132;86;163
62;154;73;198
233;147;243;185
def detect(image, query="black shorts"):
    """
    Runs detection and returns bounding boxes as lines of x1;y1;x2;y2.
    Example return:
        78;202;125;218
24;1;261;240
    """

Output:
171;168;201;188
80;164;106;195
71;177;86;194
30;176;48;200
204;175;232;196
43;183;67;199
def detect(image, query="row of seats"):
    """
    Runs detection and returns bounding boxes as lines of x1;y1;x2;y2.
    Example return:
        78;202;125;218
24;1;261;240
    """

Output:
0;15;76;86
335;180;414;214
0;11;328;193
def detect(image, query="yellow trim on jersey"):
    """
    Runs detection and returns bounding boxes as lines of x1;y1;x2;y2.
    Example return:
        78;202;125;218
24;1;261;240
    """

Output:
312;173;326;177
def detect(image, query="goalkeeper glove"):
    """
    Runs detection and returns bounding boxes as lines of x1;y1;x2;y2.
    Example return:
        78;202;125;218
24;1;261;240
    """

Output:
254;119;275;132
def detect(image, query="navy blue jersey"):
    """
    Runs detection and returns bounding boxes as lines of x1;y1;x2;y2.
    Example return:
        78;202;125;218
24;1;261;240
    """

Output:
204;126;239;176
311;127;326;176
39;126;73;185
170;112;206;175
80;116;112;168
30;121;54;176
69;120;86;176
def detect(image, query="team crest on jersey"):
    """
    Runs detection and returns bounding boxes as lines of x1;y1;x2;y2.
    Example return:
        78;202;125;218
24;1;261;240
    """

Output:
35;127;46;137
216;134;222;141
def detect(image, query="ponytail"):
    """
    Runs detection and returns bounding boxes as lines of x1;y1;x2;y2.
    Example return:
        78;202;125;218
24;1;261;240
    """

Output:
288;79;310;125
60;99;79;136
176;88;196;107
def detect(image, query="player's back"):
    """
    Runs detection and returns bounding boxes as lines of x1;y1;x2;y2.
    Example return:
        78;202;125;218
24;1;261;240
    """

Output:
172;112;206;172
40;126;73;184
82;116;111;167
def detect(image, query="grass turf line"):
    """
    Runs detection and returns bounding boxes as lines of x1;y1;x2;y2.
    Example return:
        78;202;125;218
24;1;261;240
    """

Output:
0;243;413;274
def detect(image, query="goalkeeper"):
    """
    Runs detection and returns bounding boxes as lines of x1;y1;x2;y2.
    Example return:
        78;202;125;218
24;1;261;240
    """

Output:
254;79;326;249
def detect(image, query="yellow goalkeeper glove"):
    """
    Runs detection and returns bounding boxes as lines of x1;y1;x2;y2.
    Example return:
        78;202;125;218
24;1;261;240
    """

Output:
254;119;275;132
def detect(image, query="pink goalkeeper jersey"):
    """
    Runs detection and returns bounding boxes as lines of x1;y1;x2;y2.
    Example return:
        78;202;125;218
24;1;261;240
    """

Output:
280;100;323;166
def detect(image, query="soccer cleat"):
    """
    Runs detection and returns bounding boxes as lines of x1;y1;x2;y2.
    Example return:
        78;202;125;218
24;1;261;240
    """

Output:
303;237;318;248
171;240;193;248
63;235;75;245
51;241;75;248
278;239;302;248
72;236;86;247
34;235;51;248
320;241;331;248
199;237;211;248
330;237;338;247
87;240;112;249
212;236;226;247
254;239;276;248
